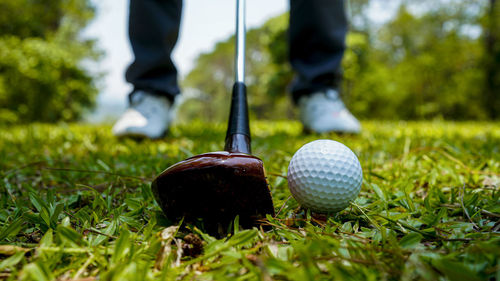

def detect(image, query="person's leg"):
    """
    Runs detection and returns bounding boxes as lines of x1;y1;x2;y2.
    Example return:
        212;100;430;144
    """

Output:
288;0;347;102
126;0;183;101
113;0;182;139
289;0;360;133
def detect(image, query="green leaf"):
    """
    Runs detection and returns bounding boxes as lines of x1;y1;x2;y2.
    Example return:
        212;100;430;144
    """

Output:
97;159;111;171
0;251;25;271
39;229;53;248
341;221;352;233
49;203;64;229
28;193;46;213
226;229;257;248
399;232;423;249
22;262;54;281
431;258;482;281
371;183;386;201
0;217;24;241
56;225;82;246
423;195;432;211
112;228;131;264
233;215;240;234
119;215;143;229
91;220;117;246
39;210;51;229
124;198;141;211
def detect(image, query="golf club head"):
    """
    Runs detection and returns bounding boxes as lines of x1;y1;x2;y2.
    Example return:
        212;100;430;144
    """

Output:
151;151;275;235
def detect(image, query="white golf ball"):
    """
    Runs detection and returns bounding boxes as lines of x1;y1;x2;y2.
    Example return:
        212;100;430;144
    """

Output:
287;140;362;213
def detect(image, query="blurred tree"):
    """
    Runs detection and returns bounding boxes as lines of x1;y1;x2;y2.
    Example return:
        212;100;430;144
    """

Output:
347;3;488;119
482;0;500;119
182;0;495;121
346;0;371;32
0;0;99;123
180;14;293;122
180;38;234;122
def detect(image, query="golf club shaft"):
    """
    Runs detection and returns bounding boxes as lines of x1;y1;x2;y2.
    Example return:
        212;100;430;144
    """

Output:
235;0;245;83
225;0;251;154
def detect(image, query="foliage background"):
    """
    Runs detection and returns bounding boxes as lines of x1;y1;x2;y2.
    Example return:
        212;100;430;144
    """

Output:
0;0;100;123
180;0;500;122
0;0;498;123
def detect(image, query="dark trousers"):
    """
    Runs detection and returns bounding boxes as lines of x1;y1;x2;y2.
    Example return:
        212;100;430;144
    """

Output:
126;0;347;102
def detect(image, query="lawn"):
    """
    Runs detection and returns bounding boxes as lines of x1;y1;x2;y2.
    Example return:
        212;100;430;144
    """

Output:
1;121;499;280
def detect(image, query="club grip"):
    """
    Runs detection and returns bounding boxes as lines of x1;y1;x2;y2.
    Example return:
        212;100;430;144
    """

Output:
224;82;251;154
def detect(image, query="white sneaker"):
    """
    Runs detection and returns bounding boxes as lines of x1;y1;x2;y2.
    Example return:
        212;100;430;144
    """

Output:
112;91;176;139
298;89;361;134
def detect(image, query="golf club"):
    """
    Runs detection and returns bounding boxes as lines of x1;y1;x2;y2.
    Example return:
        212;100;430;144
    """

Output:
151;0;275;236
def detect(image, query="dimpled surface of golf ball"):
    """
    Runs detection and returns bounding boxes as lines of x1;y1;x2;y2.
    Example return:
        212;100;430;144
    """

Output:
287;140;362;213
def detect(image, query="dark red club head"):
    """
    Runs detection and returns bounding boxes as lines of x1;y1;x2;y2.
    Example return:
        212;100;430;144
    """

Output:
151;151;275;235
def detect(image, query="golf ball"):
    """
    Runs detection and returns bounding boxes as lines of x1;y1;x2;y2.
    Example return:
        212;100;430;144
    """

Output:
287;140;362;213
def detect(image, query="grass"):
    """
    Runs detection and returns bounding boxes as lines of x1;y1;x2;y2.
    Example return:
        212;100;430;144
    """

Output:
0;120;499;280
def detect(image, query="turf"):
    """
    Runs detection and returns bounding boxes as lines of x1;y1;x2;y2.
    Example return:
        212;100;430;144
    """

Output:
0;121;499;280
